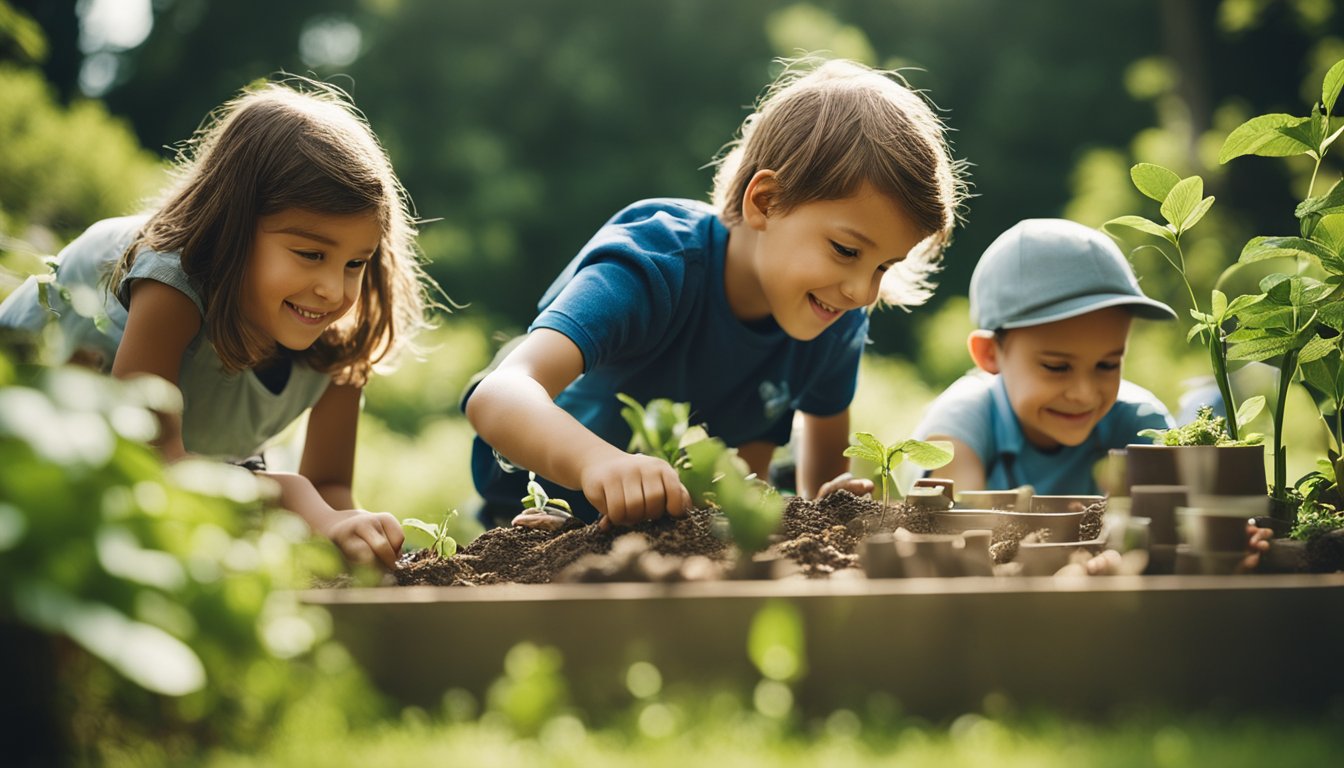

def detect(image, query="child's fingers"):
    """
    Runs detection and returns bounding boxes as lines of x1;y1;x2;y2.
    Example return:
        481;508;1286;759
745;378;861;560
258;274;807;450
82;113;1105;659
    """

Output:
360;520;401;569
669;482;692;518
597;515;612;532
377;512;406;553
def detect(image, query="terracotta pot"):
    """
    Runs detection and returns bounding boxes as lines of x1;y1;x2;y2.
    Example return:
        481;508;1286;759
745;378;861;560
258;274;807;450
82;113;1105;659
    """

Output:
1030;495;1104;513
1257;538;1307;574
1124;444;1267;497
859;533;902;579
913;476;956;501
956;489;1028;511
1177;506;1255;552
1014;539;1104;576
1130;484;1188;546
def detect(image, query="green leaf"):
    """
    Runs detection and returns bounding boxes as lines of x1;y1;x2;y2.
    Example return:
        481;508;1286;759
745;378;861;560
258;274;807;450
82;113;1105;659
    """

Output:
1211;289;1228;319
1103;215;1176;243
1219;113;1315;162
1298;334;1335;364
1224;292;1264;318
1296;180;1344;218
1278;121;1322;155
1160;176;1203;232
842;444;883;465
402;518;440;539
1182;195;1215;231
1324;59;1344;114
1310;214;1344;256
1130;163;1181;202
1234;395;1265;429
1240;236;1337;266
898;439;955;470
1186;323;1207;343
1227;335;1298;361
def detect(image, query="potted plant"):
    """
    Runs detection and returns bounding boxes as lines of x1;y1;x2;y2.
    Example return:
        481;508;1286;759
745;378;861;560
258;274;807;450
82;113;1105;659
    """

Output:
1104;58;1344;528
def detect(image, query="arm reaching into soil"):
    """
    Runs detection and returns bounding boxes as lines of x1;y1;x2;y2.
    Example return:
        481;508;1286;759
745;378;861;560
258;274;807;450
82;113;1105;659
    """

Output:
797;410;861;499
466;329;691;527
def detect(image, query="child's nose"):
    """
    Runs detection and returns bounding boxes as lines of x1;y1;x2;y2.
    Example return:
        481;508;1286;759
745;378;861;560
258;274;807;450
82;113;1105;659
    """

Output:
313;266;343;302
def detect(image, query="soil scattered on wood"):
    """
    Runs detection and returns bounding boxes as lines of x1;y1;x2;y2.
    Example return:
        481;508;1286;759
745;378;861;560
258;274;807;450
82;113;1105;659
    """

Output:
391;492;1107;586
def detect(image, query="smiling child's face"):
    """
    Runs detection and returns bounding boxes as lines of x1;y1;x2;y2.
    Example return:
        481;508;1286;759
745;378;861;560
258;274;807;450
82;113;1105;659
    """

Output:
242;208;381;351
729;176;927;341
989;307;1134;450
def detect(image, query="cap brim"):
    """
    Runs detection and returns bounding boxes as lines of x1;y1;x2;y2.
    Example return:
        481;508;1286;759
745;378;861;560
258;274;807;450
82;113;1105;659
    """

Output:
997;293;1179;330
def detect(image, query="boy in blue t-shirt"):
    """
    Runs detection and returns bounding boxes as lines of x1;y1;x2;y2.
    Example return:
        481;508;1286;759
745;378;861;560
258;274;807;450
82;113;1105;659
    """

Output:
912;218;1178;495
464;59;965;527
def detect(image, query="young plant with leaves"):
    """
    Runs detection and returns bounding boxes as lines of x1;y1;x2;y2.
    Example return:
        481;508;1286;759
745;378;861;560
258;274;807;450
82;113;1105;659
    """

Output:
1213;57;1344;507
616;393;708;470
506;472;575;532
402;510;460;558
1139;401;1265;447
1104;164;1248;440
843;432;953;528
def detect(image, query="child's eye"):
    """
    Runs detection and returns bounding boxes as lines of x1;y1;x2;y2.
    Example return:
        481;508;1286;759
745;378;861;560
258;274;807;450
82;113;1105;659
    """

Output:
346;259;367;270
294;250;323;261
830;241;859;258
1098;361;1121;371
1042;363;1069;373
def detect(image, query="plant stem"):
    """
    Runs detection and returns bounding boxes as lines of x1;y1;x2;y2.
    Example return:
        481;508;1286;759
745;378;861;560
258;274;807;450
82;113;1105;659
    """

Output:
1272;348;1299;503
1209;329;1239;441
1308;154;1322;199
1173;241;1201;317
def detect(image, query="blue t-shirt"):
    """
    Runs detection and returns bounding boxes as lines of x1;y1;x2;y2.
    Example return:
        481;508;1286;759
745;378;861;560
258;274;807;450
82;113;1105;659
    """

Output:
912;371;1174;495
469;198;869;523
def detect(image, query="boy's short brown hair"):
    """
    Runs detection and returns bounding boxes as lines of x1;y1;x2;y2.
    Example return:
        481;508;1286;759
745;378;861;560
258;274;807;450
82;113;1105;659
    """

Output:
712;58;966;307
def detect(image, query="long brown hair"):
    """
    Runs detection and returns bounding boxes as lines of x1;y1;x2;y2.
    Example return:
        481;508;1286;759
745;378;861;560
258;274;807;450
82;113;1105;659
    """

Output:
712;58;968;308
112;77;436;385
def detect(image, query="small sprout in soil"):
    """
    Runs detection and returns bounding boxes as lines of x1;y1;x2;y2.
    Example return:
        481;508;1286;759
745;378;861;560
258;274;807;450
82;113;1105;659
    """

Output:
402;510;460;559
843;432;953;526
1289;469;1344;542
513;472;574;532
1138;401;1265;447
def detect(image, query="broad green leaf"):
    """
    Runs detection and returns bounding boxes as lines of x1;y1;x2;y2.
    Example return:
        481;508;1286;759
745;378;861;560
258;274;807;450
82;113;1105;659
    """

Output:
1298;334;1335;364
1219;113;1314;162
402;519;441;542
1277;121;1322;155
1160;176;1203;231
842;444;883;465
1310;214;1344;256
1182;195;1215;231
1295;180;1344;218
1227;335;1298;361
1211;289;1228;319
1224;292;1263;318
1239;236;1336;265
899;439;954;470
1186;323;1207;343
1324;59;1344;114
1234;395;1266;429
1130;163;1181;202
1103;215;1176;243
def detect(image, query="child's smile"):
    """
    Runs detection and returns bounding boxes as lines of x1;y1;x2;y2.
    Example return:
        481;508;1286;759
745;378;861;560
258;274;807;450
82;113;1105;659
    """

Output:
989;307;1134;450
725;175;927;341
243;208;381;351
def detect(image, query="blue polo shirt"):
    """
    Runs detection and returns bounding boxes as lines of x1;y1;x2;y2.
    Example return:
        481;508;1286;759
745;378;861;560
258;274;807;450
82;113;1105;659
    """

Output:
912;371;1174;494
467;198;869;524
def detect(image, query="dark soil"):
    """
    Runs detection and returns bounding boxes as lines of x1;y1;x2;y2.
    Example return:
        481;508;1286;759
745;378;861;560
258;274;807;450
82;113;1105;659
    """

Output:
392;491;1107;586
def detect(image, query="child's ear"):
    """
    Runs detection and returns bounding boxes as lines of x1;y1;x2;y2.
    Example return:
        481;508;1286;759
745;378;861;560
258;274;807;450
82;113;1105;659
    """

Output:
967;330;1002;374
742;169;779;230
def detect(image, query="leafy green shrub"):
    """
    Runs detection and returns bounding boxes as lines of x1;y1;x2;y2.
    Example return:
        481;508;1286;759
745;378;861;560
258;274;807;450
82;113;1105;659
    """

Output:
0;342;358;756
0;65;163;242
1139;402;1265;447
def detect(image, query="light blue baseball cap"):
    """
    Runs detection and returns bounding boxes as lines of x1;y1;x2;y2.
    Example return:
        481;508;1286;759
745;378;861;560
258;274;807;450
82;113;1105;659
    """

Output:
970;218;1177;330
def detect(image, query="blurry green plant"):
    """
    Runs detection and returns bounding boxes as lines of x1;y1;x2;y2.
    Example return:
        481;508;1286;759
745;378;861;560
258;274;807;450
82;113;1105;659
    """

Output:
402;509;460;559
1289;466;1343;542
842;432;953;526
1139;402;1265;446
0;342;346;756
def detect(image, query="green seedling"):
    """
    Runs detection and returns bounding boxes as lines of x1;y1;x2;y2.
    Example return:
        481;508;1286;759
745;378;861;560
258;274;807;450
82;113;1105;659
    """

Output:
616;393;708;469
512;472;573;531
402;509;459;559
843;432;953;528
1289;462;1343;541
682;435;783;554
1139;401;1265;447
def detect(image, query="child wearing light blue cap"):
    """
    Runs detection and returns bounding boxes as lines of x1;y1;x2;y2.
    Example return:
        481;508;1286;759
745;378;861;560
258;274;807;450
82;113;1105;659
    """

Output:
912;218;1178;494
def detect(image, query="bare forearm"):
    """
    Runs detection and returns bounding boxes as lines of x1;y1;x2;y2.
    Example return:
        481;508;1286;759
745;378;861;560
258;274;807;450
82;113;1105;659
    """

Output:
467;372;625;490
259;471;356;537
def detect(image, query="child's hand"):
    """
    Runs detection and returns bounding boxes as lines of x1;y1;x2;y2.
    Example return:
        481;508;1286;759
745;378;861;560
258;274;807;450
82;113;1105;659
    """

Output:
327;511;405;569
581;453;691;528
1237;522;1273;573
816;472;874;500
